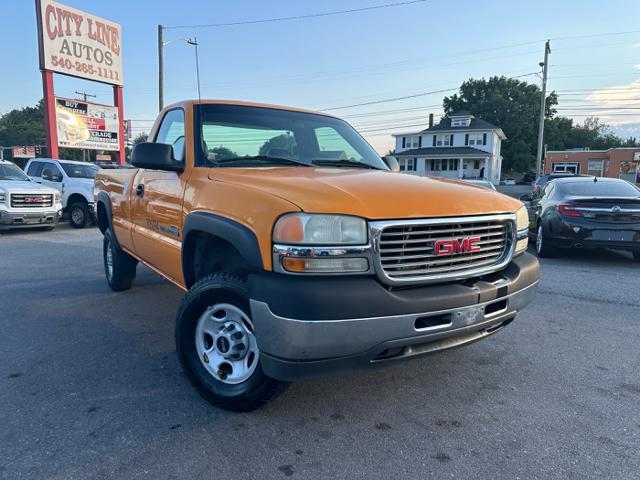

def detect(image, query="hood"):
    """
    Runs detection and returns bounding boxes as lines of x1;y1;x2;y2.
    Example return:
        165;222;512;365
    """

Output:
208;167;522;219
0;180;58;195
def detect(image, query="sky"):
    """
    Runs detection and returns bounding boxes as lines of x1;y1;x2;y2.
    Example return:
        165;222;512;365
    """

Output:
2;0;640;154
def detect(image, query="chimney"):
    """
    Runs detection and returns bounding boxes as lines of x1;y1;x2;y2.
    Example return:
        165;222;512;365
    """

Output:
428;113;434;128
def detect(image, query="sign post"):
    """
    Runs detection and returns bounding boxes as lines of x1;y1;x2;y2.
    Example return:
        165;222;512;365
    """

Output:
35;0;124;164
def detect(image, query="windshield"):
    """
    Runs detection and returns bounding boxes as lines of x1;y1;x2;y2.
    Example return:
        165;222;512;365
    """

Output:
60;163;100;179
0;163;30;181
196;104;387;170
559;181;640;197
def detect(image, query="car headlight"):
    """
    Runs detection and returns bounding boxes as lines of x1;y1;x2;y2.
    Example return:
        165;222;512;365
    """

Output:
515;205;529;254
273;213;367;245
54;192;61;202
0;192;5;204
273;213;370;274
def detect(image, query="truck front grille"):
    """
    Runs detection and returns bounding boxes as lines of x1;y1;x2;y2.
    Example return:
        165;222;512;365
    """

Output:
10;193;54;208
372;215;516;285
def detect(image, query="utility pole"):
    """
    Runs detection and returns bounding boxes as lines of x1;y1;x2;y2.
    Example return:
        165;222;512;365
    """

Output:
535;40;551;178
75;91;96;162
158;24;164;112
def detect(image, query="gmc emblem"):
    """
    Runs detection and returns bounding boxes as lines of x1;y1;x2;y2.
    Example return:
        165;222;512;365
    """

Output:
434;236;481;255
24;197;43;203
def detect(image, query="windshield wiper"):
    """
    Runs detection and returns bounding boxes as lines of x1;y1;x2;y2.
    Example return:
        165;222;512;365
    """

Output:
311;159;376;169
213;155;311;167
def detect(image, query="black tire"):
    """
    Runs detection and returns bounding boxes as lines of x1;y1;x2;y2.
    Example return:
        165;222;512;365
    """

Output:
633;249;640;262
103;229;137;291
175;272;288;412
535;223;556;258
69;201;89;228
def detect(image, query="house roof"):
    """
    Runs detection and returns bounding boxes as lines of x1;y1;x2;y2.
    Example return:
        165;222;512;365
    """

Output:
394;146;491;157
422;116;499;133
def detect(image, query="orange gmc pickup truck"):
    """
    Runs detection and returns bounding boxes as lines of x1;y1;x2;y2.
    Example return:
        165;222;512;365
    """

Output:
94;100;539;411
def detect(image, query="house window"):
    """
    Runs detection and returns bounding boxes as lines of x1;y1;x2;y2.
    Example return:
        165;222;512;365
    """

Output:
435;134;451;147
449;159;458;171
430;159;441;171
587;159;604;176
399;158;417;172
473;160;480;169
552;162;580;174
467;133;485;146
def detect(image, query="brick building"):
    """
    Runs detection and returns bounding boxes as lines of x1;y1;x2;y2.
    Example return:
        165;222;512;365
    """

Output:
544;148;640;185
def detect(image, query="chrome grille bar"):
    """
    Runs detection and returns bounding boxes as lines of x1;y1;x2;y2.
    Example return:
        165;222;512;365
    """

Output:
10;194;54;208
370;214;517;286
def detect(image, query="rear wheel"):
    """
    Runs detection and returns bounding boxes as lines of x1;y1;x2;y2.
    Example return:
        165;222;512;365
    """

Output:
535;223;556;258
175;272;288;411
69;201;89;228
103;229;137;291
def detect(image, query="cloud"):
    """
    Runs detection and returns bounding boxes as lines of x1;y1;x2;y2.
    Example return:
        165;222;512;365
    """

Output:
635;64;640;70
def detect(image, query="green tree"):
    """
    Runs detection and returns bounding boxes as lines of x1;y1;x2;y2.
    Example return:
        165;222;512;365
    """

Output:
207;145;238;160
443;76;558;172
133;132;148;144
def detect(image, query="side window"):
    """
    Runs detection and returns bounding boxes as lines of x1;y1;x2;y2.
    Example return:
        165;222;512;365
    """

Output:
42;164;63;182
155;109;185;163
27;161;44;176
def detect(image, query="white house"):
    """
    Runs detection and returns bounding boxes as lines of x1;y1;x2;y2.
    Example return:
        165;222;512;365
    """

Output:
392;112;506;185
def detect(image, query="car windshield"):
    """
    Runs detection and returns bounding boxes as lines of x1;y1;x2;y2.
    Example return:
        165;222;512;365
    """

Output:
197;104;387;170
60;163;100;179
0;163;30;181
559;181;640;197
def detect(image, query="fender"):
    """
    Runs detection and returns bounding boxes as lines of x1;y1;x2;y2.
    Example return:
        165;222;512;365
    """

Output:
182;211;264;287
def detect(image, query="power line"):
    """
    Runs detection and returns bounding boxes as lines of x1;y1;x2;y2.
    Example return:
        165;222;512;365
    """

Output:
165;0;430;29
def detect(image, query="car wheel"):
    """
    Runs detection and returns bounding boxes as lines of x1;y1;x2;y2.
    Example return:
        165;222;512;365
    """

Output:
535;223;556;258
103;228;137;291
69;201;89;228
633;249;640;262
175;272;288;412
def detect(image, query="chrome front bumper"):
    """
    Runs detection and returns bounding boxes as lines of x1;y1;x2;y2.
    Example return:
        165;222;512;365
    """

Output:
250;280;538;380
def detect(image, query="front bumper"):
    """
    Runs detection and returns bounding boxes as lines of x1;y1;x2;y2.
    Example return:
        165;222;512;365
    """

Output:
249;252;539;381
0;208;62;229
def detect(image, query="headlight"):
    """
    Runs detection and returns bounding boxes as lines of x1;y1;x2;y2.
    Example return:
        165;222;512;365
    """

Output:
273;213;367;245
0;192;5;204
273;213;370;274
54;192;61;202
515;205;529;254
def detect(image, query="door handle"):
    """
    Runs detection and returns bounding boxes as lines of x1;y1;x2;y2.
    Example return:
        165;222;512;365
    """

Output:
135;184;144;198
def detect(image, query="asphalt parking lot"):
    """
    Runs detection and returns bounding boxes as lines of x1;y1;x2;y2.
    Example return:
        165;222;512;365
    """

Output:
1;224;639;479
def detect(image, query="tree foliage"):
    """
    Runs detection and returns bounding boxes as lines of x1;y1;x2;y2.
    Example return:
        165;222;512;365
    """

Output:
259;134;296;157
443;76;639;172
133;132;148;144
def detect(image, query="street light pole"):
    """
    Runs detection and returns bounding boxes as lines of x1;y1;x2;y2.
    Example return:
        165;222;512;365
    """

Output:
535;40;551;178
158;24;164;112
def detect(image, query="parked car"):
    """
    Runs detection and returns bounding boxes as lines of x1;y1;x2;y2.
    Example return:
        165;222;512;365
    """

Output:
531;173;586;192
504;178;516;185
0;160;63;230
94;100;539;411
462;179;497;190
25;158;100;228
521;177;640;260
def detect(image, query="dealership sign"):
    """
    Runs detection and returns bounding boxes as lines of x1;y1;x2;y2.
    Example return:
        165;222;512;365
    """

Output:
37;0;123;85
55;97;120;151
12;146;37;158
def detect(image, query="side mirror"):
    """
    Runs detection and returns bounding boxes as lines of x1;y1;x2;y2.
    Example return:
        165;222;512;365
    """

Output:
519;194;532;202
131;142;184;172
382;155;400;172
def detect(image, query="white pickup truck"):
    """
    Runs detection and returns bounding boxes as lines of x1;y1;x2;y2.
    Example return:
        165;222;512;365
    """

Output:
0;160;62;230
25;158;100;228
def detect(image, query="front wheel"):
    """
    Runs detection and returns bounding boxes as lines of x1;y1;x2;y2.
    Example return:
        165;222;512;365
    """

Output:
535;223;556;258
69;201;89;228
103;229;137;291
175;272;288;411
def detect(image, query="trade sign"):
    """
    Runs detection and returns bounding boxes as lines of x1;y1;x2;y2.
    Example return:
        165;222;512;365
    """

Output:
36;0;123;85
12;146;37;158
55;97;120;151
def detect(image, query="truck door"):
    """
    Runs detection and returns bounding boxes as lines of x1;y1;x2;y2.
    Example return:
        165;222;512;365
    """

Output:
130;108;188;285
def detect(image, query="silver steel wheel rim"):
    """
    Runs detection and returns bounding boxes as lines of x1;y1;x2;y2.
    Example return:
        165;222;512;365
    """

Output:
72;207;84;225
106;240;114;280
195;303;259;385
536;225;543;253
